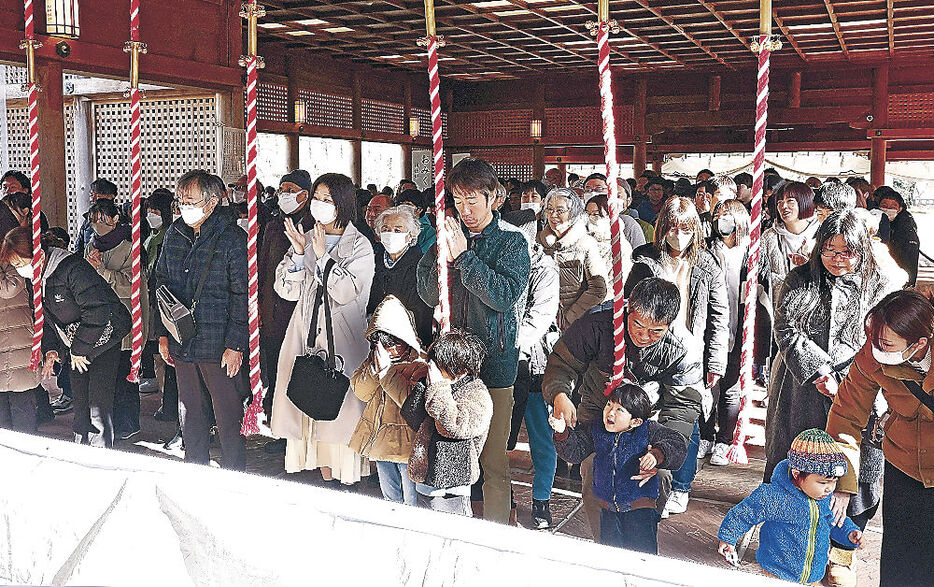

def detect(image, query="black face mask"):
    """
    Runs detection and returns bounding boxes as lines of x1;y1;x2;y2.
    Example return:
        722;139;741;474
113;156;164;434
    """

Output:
712;216;736;237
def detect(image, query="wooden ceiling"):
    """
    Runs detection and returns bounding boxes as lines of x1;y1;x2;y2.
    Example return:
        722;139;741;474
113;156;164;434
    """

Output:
256;1;934;80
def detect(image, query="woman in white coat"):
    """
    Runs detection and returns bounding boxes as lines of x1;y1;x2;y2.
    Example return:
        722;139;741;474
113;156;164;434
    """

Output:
271;173;375;484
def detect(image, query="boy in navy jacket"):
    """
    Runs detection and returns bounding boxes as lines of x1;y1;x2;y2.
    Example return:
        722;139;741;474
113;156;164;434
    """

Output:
549;383;688;554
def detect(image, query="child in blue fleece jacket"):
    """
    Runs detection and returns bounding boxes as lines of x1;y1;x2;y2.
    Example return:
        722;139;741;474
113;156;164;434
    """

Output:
718;429;863;584
549;383;688;554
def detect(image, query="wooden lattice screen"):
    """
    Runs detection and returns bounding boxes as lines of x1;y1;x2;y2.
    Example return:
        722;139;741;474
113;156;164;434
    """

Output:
362;98;404;135
298;89;354;129
888;92;934;128
257;81;289;123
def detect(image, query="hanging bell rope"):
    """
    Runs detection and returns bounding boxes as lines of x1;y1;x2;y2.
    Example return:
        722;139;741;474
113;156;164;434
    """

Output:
239;0;265;436
728;0;781;465
587;0;627;393
20;0;43;371
419;0;451;334
124;0;146;382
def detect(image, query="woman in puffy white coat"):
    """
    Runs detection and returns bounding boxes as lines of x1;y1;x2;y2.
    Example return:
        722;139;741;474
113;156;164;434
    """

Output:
270;173;375;484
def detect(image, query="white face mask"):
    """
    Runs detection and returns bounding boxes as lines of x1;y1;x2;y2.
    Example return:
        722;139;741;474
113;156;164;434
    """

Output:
146;212;163;230
520;202;542;214
179;204;206;226
237;218;249;233
15;264;32;279
880;208;898;222
309;200;337;225
229;188;246;204
589;215;611;231
278;190;304;215
380;231;409;255
666;231;693;252
871;343;916;366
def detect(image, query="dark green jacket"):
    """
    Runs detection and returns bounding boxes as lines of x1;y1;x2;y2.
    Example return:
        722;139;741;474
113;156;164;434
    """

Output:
417;212;531;389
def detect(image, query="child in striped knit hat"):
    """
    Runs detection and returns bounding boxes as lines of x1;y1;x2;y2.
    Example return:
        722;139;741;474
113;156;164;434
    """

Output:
717;429;863;584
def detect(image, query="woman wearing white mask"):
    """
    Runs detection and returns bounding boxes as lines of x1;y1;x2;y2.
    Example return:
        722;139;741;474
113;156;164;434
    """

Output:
537;187;612;330
257;170;314;453
367;206;432;345
875;186;919;286
624;195;729;517
827;289;934;587
273;173;375;485
764;212;894;583
2;227;131;447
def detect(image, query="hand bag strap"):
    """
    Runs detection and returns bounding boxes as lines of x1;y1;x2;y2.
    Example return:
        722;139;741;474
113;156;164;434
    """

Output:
902;379;934;415
304;258;338;352
190;240;219;311
321;260;338;371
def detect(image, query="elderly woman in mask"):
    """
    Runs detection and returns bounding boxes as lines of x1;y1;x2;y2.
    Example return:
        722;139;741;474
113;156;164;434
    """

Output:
367;205;432;345
537;187;613;330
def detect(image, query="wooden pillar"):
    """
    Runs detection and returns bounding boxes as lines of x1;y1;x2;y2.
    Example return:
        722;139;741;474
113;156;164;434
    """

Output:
351;71;363;186
787;71;802;108
286;53;301;172
532;81;546;180
403;79;413;181
652;155;663;174
556;162;567;187
633;78;648;176
707;75;721;111
71;97;94;229
37;59;66;227
871;66;889;188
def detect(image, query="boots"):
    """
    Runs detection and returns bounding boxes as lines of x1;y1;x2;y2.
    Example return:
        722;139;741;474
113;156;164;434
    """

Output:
532;499;552;530
824;547;857;587
471;500;484;519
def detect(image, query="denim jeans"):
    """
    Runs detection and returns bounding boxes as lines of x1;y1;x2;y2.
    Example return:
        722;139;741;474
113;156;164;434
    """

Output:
599;508;660;554
671;421;700;493
376;461;417;506
525;393;557;501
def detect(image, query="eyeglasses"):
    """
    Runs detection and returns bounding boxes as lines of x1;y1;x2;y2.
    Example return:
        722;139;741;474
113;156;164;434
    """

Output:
544;207;570;216
820;247;859;260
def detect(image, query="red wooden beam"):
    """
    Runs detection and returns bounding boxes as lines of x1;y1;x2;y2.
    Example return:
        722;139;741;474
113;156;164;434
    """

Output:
869;128;934;140
823;0;851;59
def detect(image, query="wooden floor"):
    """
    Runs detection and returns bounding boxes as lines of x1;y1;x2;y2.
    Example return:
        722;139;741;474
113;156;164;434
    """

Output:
35;386;882;586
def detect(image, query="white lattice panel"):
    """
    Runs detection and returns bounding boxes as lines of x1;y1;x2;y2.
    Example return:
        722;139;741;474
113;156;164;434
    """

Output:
5;107;29;173
258;82;289;123
5;66;26;87
94;97;217;202
64;103;79;238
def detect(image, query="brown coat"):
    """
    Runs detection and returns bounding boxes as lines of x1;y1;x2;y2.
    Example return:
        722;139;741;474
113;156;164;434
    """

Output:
827;343;934;491
0;263;40;392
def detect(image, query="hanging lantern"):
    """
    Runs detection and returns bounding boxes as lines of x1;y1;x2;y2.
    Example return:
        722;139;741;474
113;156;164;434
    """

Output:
530;119;543;141
44;0;80;39
409;116;420;138
293;99;307;124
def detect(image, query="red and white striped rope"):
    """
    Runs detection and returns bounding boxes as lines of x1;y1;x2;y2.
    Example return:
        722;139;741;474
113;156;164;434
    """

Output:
427;35;450;334
240;51;263;436
596;21;626;393
126;0;143;382
24;0;42;370
727;35;770;464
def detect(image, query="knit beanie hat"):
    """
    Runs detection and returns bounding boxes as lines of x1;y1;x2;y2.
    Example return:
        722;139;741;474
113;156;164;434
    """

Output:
787;429;848;478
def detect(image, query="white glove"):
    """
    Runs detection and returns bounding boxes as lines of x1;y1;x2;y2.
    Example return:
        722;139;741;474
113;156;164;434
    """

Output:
548;413;567;434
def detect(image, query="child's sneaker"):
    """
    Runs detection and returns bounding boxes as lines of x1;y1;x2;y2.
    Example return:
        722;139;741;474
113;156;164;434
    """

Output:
697;439;713;459
531;499;552;529
709;442;731;466
664;490;690;515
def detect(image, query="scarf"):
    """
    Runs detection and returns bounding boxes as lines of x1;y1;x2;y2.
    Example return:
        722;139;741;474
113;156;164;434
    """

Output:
91;223;131;253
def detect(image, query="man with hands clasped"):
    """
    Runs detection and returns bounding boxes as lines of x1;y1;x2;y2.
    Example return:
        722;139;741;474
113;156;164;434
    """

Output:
548;383;688;554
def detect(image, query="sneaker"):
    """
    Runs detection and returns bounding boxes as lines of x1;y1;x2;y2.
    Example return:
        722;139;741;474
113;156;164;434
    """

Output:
50;395;73;414
263;438;287;454
116;427;140;441
531;499;552;530
697;439;714;459
138;378;160;395
664;490;690;515
709;442;731;466
164;430;183;450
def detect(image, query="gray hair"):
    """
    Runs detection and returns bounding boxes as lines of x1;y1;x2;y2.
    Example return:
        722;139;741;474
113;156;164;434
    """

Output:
374;205;421;244
177;170;225;202
817;181;857;212
544;187;585;220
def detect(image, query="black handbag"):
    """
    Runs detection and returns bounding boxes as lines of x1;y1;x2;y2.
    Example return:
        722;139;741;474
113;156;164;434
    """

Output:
157;243;217;345
286;259;351;421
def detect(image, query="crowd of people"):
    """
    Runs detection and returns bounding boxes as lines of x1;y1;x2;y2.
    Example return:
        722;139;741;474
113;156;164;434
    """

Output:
0;160;930;586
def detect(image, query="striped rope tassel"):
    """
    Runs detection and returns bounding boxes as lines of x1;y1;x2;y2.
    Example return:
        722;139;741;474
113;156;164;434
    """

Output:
427;36;450;334
241;54;263;436
727;35;770;465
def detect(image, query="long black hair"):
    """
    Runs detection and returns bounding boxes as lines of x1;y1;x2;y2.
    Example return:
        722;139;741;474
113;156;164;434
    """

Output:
791;209;881;337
